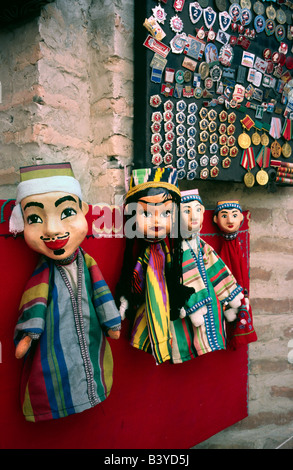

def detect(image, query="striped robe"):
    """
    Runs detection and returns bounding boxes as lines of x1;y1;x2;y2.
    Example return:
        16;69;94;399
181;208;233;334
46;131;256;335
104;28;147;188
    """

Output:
170;237;243;364
14;248;121;422
130;241;172;364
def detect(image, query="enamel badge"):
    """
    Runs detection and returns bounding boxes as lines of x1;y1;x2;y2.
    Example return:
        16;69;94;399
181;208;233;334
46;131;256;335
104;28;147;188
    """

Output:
189;2;203;24
219;12;232;32
203;7;216;30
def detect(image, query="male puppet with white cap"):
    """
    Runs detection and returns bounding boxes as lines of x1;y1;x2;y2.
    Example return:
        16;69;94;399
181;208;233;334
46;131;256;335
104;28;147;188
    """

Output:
10;163;121;422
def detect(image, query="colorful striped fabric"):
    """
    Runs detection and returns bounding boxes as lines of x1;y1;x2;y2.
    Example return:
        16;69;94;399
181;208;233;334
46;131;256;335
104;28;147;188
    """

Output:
19;162;74;181
170;237;242;364
14;248;121;422
130;241;172;364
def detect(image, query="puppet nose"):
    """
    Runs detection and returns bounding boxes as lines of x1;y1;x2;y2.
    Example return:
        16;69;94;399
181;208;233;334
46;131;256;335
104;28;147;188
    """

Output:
44;218;63;238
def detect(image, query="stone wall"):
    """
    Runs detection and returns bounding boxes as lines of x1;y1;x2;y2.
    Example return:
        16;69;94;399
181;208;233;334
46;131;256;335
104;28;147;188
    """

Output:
0;0;134;203
0;0;292;449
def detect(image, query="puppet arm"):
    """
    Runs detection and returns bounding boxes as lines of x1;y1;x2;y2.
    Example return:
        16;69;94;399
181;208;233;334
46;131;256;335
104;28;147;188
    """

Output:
119;295;128;320
180;305;208;327
107;327;121;339
15;332;42;359
224;292;244;322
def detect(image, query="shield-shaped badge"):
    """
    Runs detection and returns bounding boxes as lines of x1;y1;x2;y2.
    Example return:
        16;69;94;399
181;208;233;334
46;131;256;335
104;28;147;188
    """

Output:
203;7;216;30
189;2;203;24
219;12;232;31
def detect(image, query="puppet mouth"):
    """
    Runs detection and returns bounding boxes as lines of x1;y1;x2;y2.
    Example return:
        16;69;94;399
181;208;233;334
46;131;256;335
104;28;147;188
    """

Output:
42;235;70;250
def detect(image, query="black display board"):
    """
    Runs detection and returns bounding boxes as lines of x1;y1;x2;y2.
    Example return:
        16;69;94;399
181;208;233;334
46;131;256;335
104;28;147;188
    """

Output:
133;0;293;187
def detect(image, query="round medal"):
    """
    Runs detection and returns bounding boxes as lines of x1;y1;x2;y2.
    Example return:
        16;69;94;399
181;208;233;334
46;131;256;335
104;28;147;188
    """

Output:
276;9;286;25
266;5;276;20
240;0;251;9
238;132;251;149
282;142;292;158
244;171;255;188
251;131;261;145
198;62;209;79
275;25;285;42
265;19;275;36
256;169;269;186
229;4;241;22
271;140;282;158
253;1;264;15
260;133;269;146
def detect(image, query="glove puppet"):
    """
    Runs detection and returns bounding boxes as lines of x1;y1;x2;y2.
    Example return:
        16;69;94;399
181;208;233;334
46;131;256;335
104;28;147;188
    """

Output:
9;162;121;422
117;167;192;365
213;200;257;348
170;190;244;364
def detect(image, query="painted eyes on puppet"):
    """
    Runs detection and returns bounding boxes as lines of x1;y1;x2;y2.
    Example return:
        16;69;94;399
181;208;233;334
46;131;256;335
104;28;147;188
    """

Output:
27;214;43;224
161;210;171;218
61;207;77;220
221;213;238;219
142;210;171;218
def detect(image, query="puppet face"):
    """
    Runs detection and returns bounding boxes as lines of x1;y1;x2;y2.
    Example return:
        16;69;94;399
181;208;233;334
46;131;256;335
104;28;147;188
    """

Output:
180;200;205;238
21;191;89;260
135;193;176;240
213;208;243;233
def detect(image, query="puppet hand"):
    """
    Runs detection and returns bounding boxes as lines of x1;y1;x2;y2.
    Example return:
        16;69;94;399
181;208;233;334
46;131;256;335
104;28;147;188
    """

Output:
108;329;120;339
228;292;244;310
189;305;208;327
119;296;128;320
224;307;238;322
15;335;32;359
244;296;250;309
179;307;186;319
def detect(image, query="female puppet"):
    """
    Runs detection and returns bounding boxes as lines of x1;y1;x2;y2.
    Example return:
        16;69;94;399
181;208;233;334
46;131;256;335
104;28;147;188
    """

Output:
170;190;244;364
9;162;121;422
213;200;257;348
117;167;192;365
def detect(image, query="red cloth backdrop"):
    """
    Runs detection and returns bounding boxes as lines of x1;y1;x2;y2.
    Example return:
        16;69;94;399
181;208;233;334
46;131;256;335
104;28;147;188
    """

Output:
0;200;249;449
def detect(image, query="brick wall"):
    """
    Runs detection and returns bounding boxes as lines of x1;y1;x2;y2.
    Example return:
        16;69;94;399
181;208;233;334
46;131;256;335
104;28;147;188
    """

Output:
0;0;292;449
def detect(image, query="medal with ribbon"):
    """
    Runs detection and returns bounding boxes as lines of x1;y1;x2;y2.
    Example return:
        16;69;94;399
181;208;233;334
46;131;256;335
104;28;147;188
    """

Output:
269;117;282;158
256;145;271;185
241;146;256;187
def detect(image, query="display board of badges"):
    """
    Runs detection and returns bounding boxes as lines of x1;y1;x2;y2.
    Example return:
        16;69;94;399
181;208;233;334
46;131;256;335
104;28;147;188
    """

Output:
133;0;293;187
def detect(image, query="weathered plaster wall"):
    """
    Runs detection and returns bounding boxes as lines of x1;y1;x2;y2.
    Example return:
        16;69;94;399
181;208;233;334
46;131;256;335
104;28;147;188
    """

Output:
0;0;134;203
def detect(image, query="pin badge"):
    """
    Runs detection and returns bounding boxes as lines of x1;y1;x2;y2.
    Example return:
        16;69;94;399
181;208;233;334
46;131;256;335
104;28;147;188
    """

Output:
219;11;232;31
173;0;185;13
189;2;203;24
203;6;216;29
152;5;167;24
170;15;184;33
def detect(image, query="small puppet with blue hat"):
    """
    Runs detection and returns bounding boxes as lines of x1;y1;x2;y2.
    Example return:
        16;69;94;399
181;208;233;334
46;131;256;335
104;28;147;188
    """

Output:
213;200;257;348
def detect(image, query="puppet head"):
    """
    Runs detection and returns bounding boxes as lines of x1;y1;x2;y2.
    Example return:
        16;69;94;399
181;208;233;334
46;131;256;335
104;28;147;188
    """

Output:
124;167;181;240
180;189;205;239
9;162;89;260
213;200;243;234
